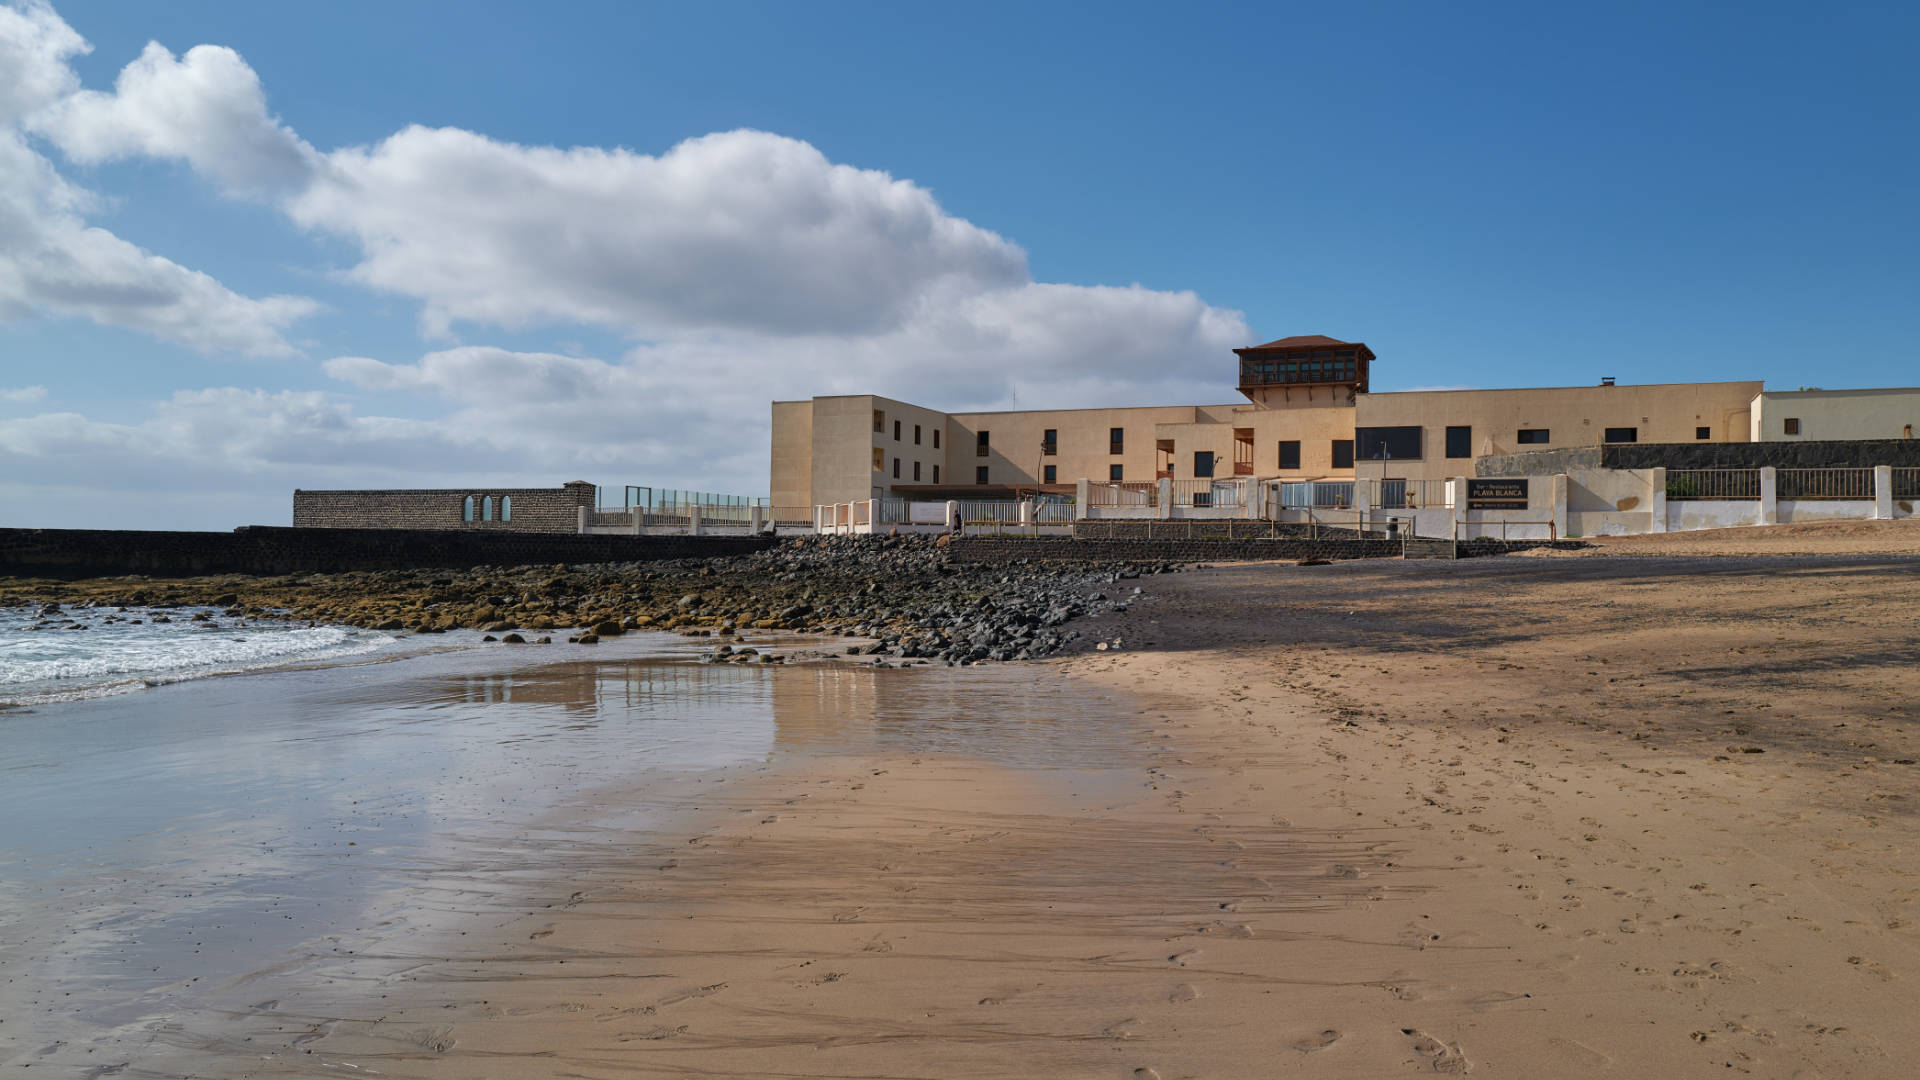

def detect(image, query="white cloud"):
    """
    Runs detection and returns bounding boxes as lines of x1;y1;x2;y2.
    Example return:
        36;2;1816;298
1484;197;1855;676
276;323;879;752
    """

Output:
31;39;316;193
0;385;47;402
287;127;1028;338
0;2;315;354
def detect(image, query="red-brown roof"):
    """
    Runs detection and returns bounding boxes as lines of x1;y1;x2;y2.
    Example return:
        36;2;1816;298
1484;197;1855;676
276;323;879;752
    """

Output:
1247;334;1352;349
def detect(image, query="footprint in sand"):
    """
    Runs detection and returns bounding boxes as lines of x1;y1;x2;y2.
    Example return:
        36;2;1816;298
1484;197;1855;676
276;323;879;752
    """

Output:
1402;1028;1471;1073
1292;1029;1342;1052
1167;949;1199;966
1167;983;1200;1003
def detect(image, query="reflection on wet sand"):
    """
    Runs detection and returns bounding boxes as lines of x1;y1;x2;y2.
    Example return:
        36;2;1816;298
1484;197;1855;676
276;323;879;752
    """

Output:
0;634;1139;1075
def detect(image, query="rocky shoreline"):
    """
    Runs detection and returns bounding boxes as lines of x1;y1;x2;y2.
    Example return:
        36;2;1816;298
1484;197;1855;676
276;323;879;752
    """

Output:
0;536;1182;665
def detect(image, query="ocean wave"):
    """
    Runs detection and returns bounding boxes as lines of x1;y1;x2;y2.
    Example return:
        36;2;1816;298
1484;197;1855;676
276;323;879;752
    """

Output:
0;616;396;704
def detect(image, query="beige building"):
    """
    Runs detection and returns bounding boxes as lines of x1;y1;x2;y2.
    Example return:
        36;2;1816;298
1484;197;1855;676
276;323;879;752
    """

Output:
1749;387;1920;442
770;335;1769;510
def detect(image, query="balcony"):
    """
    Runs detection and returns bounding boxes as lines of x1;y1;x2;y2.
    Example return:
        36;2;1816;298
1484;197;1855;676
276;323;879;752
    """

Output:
1040;442;1057;456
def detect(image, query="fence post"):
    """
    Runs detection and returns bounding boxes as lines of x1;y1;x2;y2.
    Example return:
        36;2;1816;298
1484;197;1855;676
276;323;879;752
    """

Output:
945;500;959;532
1448;476;1467;541
1759;466;1778;525
576;505;589;534
1353;478;1373;535
1075;478;1091;519
689;504;703;536
1648;468;1667;533
1018;499;1033;526
632;506;642;536
1157;476;1172;519
751;505;765;533
1875;465;1894;520
1551;474;1569;540
867;499;880;534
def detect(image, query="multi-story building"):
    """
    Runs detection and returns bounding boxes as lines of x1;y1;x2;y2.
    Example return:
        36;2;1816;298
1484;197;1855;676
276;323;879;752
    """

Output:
769;335;1768;511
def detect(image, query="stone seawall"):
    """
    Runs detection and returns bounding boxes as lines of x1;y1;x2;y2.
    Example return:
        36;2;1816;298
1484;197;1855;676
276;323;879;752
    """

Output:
947;537;1583;564
292;482;598;532
0;527;776;579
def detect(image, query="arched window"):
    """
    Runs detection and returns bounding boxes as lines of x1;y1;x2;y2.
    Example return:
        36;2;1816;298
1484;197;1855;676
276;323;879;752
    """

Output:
500;495;512;522
482;496;494;521
463;495;475;522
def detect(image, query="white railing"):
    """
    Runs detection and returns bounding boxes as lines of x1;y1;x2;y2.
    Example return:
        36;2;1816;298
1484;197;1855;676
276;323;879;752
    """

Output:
1276;480;1354;509
1088;482;1158;508
1373;479;1449;509
1170;479;1245;508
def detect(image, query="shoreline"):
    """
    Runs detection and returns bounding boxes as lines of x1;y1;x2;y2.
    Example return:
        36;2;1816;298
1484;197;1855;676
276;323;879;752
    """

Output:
10;532;1920;1076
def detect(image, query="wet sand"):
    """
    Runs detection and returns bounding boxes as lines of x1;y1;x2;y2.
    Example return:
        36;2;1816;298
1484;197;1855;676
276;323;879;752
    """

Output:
12;536;1920;1077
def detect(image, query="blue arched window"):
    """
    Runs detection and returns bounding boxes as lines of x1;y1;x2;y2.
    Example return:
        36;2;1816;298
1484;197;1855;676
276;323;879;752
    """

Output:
482;496;494;521
500;495;512;522
463;495;475;522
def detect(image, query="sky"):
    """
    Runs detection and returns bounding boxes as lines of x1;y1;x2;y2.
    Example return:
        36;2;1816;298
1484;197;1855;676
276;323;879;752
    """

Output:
1;0;1915;529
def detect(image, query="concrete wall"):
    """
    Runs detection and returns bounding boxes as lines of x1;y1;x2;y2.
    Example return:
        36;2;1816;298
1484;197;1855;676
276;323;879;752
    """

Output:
1355;381;1762;484
769;400;814;514
1753;388;1920;442
1482;438;1920;473
292;482;597;532
946;535;1584;564
0;527;777;579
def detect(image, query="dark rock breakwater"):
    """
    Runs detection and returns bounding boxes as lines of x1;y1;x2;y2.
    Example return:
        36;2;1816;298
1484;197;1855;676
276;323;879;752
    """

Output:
0;536;1181;664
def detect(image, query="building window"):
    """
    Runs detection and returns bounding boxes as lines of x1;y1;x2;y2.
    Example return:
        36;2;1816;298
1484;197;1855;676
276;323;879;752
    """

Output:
933;429;940;449
873;447;884;471
1445;426;1472;458
1194;451;1215;478
463;495;475;522
1696;426;1712;440
933;464;940;484
975;466;989;485
1110;427;1124;455
1784;417;1801;436
500;496;511;522
1110;464;1123;482
976;430;990;457
482;495;494;522
1604;427;1638;443
1042;428;1057;455
1278;440;1300;470
913;461;922;481
1044;464;1057;484
914;424;922;445
1517;429;1550;444
1356;426;1423;461
893;419;901;441
1331;440;1354;470
873;409;884;433
892;457;900;479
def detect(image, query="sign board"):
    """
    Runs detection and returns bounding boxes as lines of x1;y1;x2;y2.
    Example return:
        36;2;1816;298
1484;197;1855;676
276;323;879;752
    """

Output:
1466;478;1529;510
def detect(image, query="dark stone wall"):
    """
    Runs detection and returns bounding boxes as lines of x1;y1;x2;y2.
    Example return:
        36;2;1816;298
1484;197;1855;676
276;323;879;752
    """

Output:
1476;447;1603;477
0;527;775;579
946;536;1581;564
292;482;598;532
1479;440;1920;476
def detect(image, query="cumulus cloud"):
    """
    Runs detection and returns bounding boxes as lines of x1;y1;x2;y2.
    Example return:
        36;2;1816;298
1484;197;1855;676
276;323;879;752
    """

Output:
0;1;315;354
0;385;48;402
31;39;316;192
288;127;1028;337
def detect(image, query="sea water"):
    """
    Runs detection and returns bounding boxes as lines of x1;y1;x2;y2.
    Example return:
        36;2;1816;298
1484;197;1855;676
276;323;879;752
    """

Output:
0;602;396;706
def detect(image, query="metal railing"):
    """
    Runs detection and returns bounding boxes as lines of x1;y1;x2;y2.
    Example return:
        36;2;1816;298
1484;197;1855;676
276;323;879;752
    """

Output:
771;505;814;526
1664;469;1760;501
1033;500;1077;524
1170;479;1246;508
1275;480;1354;509
1088;482;1158;508
1894;468;1920;500
1373;478;1450;509
1454;519;1559;541
1777;467;1874;500
957;500;1021;524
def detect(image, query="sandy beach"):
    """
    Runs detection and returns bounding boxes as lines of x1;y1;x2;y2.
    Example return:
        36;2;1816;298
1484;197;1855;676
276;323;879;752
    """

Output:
5;523;1918;1077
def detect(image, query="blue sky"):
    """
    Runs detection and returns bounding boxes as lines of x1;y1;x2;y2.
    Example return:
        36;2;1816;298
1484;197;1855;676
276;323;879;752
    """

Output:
1;1;1915;528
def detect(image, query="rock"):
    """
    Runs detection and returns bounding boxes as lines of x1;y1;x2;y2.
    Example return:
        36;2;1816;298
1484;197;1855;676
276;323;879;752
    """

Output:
535;636;553;644
576;633;600;644
482;634;498;642
502;633;526;643
592;620;625;636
